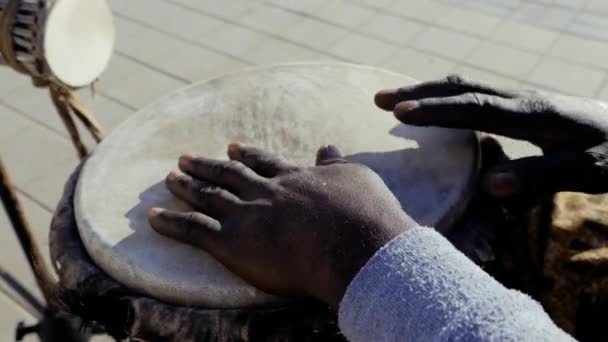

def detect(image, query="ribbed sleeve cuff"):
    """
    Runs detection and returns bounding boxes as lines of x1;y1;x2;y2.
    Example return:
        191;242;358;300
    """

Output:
338;226;573;342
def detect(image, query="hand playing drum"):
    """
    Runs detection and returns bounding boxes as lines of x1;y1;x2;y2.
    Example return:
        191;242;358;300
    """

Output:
149;144;416;306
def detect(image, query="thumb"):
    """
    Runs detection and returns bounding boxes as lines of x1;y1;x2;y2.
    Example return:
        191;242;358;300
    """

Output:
479;135;509;172
316;144;346;165
484;148;608;198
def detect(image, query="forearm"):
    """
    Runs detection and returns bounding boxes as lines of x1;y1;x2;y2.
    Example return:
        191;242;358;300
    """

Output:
338;227;574;342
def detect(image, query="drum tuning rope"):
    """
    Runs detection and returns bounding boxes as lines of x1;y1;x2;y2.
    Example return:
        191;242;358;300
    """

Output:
0;0;105;159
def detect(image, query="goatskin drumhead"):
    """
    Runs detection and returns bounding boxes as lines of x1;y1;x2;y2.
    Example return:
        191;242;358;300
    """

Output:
75;63;479;308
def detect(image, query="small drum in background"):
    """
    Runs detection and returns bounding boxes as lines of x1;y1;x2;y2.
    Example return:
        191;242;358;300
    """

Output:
0;0;114;87
51;63;480;340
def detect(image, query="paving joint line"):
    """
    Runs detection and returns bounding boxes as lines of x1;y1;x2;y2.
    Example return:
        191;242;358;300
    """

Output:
113;12;255;67
114;51;190;84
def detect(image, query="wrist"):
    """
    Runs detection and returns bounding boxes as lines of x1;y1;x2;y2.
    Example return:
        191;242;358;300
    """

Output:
322;215;419;306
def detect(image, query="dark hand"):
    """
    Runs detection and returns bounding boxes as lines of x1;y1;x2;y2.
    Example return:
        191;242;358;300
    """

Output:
376;75;608;198
148;144;415;306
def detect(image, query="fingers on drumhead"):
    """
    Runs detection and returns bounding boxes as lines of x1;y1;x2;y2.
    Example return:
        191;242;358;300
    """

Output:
165;171;241;220
374;74;514;111
316;145;347;165
227;143;296;177
178;153;265;189
148;208;222;247
393;93;519;134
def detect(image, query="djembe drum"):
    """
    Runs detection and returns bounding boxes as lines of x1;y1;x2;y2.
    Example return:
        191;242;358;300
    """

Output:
50;63;480;340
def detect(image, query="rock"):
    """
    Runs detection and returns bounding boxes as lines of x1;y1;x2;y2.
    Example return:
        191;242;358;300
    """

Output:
542;192;608;340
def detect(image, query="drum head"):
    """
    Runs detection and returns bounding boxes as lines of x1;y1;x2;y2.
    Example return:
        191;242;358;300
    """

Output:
44;0;114;87
75;63;479;308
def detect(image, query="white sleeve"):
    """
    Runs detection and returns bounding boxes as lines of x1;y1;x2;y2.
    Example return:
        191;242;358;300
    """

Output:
338;226;575;342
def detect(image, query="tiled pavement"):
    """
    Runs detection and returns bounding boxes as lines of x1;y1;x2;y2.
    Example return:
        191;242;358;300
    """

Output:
2;0;608;339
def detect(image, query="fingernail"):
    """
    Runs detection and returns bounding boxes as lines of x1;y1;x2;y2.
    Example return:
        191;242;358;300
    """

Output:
167;171;179;180
374;89;399;111
488;173;520;198
227;142;241;158
318;145;341;159
148;207;165;218
179;154;194;168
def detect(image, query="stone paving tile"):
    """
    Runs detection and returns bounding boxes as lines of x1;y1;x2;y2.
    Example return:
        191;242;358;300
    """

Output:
0;86;75;135
383;48;456;82
585;0;608;13
0;103;32;140
264;0;327;14
527;57;606;97
451;65;521;90
240;5;306;36
0;110;78;186
0;84;131;145
97;55;186;108
554;0;587;9
567;13;608;46
282;17;350;50
18;158;80;211
512;3;576;30
490;21;559;54
243;38;322;65
410;27;482;61
467;41;541;79
328;33;400;66
391;0;451;24
113;17;187;64
151;45;249;83
198;24;271;58
160;6;227;41
112;0;226;40
115;2;229;46
312;0;377;29
359;13;426;46
549;33;608;70
352;0;397;9
438;0;515;18
436;7;501;38
169;0;264;20
112;0;201;30
0;67;29;94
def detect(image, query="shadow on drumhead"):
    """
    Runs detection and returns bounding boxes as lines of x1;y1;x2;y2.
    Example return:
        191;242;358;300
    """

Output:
124;180;191;235
122;123;470;239
344;124;445;226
